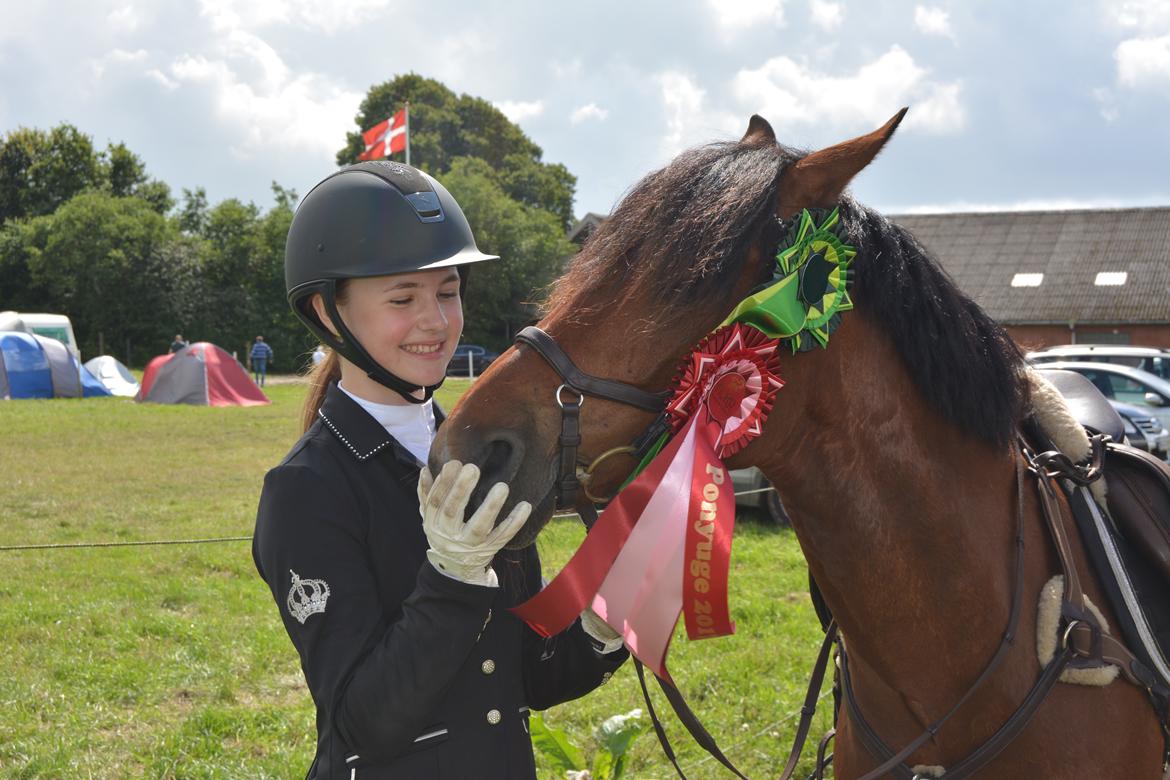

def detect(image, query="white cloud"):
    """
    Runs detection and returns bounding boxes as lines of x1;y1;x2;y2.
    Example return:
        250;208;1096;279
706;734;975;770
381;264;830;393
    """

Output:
1092;86;1120;122
1116;34;1170;89
914;5;954;39
733;46;965;135
496;100;545;123
147;68;179;91
163;14;362;161
658;72;706;158
107;6;140;33
656;71;741;159
708;0;785;30
551;59;584;79
197;0;390;34
87;48;150;82
809;0;844;31
1107;0;1170;29
570;103;609;124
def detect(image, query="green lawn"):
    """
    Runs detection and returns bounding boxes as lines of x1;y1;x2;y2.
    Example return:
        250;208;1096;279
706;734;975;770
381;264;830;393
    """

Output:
0;379;830;779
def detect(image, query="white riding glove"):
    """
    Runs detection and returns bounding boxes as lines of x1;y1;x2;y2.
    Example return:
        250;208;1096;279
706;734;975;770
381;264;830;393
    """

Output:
418;461;532;588
580;606;625;654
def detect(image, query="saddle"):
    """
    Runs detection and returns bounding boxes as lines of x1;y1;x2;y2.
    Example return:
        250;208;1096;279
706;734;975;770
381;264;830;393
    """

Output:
1033;369;1170;696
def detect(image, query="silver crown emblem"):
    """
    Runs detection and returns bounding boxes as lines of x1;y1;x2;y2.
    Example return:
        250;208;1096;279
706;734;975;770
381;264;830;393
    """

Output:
287;569;330;625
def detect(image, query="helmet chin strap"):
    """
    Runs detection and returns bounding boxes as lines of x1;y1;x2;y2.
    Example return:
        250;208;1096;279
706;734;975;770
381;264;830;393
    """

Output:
314;281;443;404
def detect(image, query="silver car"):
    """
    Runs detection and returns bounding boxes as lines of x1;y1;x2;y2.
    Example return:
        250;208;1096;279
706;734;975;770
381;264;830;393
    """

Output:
1028;345;1170;381
1113;400;1170;459
1034;361;1170;433
730;468;790;526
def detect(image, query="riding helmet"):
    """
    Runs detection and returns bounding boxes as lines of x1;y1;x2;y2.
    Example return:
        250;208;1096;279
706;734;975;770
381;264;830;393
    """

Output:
285;161;497;402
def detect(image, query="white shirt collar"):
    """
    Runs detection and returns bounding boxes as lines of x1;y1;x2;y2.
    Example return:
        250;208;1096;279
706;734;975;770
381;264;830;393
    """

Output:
338;382;435;465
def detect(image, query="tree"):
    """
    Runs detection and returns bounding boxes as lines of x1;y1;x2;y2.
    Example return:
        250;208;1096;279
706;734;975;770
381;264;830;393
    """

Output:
0;125;172;226
101;141;173;214
336;75;581;347
336;74;576;230
182;183;309;364
441;157;575;349
0;124;102;224
3;191;185;363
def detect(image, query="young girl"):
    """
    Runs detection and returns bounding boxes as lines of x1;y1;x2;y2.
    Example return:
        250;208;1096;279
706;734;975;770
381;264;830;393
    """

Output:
253;161;625;779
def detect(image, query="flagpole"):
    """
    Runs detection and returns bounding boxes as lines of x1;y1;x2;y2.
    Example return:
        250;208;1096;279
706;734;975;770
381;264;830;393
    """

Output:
404;102;411;167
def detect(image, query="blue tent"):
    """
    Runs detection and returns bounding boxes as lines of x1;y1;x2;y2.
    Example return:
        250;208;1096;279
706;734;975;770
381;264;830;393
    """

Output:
0;332;111;399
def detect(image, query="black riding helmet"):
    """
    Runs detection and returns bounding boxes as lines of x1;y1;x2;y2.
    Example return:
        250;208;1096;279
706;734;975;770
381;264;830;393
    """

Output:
285;161;497;403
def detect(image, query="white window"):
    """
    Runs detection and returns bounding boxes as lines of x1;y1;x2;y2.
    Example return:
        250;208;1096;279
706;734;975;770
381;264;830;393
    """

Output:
1011;273;1044;287
1094;271;1128;286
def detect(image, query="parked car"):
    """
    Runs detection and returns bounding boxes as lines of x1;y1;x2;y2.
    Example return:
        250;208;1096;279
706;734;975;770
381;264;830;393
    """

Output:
446;344;499;376
1032;361;1170;432
1028;345;1170;381
1112;401;1170;459
730;467;790;526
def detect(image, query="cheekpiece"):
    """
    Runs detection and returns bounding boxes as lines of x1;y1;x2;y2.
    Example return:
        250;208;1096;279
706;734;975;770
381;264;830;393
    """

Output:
287;569;331;625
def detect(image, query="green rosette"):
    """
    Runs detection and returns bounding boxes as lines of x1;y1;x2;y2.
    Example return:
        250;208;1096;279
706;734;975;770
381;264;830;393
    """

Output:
721;207;855;352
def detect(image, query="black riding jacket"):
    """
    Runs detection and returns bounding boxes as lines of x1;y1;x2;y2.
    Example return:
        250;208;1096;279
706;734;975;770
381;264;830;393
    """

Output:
253;382;627;779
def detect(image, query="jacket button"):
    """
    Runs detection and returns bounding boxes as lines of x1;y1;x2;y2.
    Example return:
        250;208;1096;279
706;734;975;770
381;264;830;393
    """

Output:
486;709;502;725
481;659;496;675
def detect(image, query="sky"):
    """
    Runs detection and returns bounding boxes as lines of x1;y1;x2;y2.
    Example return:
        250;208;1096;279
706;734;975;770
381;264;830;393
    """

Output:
2;0;1169;221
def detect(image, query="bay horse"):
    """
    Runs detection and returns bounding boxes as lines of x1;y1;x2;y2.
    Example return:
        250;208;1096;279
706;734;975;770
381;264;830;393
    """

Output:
431;112;1165;777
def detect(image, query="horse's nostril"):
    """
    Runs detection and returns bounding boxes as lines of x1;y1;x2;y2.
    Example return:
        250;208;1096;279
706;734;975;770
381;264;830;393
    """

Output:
479;435;519;487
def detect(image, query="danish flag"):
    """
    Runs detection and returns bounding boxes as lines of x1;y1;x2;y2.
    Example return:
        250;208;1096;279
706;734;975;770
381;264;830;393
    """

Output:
358;108;407;161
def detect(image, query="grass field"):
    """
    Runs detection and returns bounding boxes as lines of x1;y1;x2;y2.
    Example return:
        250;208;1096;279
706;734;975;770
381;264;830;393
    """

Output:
0;379;831;779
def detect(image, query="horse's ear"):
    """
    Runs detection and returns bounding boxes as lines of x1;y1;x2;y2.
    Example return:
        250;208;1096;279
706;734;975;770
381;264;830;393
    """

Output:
741;115;776;145
776;107;908;219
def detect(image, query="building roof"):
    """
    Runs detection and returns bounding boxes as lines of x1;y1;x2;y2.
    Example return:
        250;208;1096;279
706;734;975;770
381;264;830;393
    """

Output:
892;207;1170;325
567;212;606;245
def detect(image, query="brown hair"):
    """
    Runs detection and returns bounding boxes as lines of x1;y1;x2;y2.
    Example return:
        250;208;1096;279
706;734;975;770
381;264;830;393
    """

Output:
300;282;348;432
302;348;341;432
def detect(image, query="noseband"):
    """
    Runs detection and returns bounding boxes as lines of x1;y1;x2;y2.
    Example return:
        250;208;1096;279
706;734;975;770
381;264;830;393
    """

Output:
514;326;671;527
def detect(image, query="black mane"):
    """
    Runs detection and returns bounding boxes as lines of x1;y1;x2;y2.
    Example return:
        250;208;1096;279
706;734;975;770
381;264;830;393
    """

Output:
546;138;797;319
840;200;1028;448
549;141;1027;448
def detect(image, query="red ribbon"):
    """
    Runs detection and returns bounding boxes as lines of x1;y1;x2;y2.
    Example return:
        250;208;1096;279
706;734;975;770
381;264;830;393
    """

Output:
511;323;783;678
683;419;737;641
510;419;695;638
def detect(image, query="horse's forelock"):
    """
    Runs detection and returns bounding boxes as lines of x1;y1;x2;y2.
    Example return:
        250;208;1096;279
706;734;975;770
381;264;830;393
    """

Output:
545;139;800;325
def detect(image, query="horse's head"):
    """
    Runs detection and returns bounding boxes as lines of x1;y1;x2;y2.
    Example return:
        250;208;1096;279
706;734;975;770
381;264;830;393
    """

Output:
432;110;908;547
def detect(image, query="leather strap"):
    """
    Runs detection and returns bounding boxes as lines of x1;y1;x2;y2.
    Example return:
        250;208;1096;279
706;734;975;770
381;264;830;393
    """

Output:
839;438;1150;780
635;659;751;780
842;451;1030;780
556;387;583;510
778;621;839;780
515;327;670;412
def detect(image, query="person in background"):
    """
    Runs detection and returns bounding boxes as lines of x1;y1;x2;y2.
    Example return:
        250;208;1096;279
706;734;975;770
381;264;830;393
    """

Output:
249;335;274;386
253;161;625;779
169;334;187;353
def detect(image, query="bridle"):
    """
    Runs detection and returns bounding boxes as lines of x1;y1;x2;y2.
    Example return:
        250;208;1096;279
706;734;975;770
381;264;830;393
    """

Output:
513;325;672;528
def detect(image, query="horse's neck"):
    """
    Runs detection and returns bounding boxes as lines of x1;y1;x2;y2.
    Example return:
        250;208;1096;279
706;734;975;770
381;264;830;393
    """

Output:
756;326;1023;709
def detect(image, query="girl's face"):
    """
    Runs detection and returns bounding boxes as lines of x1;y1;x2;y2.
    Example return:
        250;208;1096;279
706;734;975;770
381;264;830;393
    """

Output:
315;267;464;403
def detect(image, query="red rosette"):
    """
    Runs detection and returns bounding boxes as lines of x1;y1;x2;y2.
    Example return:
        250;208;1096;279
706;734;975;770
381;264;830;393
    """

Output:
664;323;784;458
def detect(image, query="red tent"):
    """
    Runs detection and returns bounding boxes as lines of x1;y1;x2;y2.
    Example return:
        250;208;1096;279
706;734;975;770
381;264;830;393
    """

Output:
138;342;269;406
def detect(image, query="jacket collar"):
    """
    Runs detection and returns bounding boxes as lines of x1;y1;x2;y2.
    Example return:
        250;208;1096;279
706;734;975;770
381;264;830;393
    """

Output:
317;381;445;465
